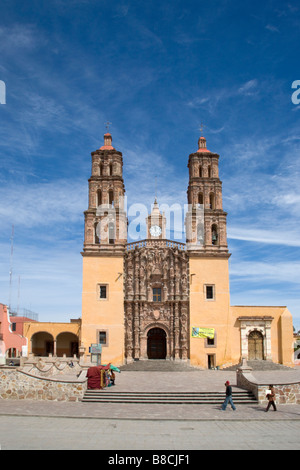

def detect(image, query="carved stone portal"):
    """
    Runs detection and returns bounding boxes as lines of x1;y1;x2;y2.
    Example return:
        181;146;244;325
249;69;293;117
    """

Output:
124;241;189;362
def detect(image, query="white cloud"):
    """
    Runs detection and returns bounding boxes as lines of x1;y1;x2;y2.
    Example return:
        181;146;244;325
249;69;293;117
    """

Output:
187;79;260;113
229;259;300;284
0;240;82;321
228;227;300;247
0;24;40;51
238;79;259;95
0;179;86;229
265;24;280;32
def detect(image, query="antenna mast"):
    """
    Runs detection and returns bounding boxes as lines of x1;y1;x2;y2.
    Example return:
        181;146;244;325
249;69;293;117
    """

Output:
9;225;14;311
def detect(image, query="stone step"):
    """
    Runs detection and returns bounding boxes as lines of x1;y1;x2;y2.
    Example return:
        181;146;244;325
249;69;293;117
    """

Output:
223;360;294;371
119;360;201;372
82;390;257;404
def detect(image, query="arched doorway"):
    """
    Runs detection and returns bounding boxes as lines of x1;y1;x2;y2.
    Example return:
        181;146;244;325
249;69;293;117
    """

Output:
56;332;79;357
147;328;166;359
31;332;54;356
248;330;264;360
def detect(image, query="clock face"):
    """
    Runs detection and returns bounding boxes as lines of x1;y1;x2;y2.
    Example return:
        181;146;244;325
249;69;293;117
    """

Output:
150;225;162;237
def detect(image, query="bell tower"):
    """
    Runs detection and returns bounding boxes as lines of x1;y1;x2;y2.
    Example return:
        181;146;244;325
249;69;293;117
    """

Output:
186;134;229;254
83;132;127;255
81;131;127;365
186;133;232;368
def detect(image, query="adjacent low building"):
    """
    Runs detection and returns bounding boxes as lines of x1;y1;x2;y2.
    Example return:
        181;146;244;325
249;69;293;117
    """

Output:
0;304;32;364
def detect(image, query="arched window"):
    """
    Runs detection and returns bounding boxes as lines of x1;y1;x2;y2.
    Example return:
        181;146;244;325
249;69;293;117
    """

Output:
197;224;204;245
212;224;218;245
209;193;215;210
199;165;203;177
109;163;113;176
108;222;115;244
95;223;100;243
198;192;204;205
108;190;114;207
208;166;211;178
97;189;102;207
99;163;103;176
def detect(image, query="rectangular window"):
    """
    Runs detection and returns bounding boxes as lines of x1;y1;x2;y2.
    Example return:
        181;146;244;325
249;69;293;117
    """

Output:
99;331;107;345
153;288;161;302
205;331;217;348
11;323;16;332
99;285;107;299
205;285;215;300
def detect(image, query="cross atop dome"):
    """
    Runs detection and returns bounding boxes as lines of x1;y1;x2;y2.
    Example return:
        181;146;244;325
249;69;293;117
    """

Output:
199;122;205;136
99;121;115;150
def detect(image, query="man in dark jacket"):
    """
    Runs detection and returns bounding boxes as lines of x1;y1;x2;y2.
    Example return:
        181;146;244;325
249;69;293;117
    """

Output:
221;380;236;410
265;385;277;412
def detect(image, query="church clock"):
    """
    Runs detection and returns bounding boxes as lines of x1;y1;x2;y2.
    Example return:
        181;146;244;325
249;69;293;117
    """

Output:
150;225;162;237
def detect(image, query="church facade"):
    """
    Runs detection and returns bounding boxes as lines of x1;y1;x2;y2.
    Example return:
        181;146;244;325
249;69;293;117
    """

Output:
80;132;294;369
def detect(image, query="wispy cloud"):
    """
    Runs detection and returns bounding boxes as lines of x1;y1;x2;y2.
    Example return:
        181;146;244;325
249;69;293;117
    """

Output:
0;179;86;230
265;24;280;33
187;79;261;115
0;24;41;52
238;79;259;95
0;240;82;320
228;227;300;247
229;259;300;285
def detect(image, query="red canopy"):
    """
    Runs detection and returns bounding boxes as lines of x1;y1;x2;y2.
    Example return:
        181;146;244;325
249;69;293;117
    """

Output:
86;364;111;389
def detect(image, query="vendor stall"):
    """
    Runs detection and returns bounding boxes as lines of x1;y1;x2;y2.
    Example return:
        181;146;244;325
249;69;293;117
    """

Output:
86;364;111;389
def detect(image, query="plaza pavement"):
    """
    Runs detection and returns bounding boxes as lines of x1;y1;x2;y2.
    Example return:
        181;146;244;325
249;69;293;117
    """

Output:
0;369;300;421
0;369;300;450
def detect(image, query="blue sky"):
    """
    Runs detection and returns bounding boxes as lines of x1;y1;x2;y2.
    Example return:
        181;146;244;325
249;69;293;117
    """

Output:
0;0;300;329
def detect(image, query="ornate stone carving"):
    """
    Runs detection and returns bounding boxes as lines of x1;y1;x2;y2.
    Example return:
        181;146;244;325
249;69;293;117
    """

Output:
124;242;189;361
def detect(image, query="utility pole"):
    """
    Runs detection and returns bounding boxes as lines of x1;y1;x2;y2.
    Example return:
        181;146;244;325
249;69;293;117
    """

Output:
17;275;20;315
9;225;14;312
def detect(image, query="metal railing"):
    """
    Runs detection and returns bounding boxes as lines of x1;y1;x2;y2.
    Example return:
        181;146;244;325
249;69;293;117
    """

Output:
126;239;186;251
9;307;39;322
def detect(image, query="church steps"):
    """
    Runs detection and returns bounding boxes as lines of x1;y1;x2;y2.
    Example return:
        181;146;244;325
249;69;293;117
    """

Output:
81;390;257;404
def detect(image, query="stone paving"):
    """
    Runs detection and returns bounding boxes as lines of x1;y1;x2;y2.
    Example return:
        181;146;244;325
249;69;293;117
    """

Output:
1;368;300;450
0;369;300;421
0;415;300;450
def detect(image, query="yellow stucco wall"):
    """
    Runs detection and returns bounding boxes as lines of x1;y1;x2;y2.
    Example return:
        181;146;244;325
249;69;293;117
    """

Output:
23;321;81;356
22;253;294;368
230;306;294;367
81;255;125;366
279;308;295;366
189;256;232;368
189;255;294;368
24;321;81;343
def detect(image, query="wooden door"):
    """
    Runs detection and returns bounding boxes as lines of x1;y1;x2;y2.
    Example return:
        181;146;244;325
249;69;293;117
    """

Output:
248;330;264;360
147;328;166;359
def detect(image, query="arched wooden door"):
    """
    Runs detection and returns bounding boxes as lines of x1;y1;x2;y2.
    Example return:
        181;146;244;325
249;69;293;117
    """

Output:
248;330;264;360
147;328;166;359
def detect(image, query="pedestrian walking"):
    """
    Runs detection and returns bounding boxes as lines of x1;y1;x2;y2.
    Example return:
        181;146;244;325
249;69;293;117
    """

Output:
265;385;277;412
221;380;236;410
110;370;116;385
